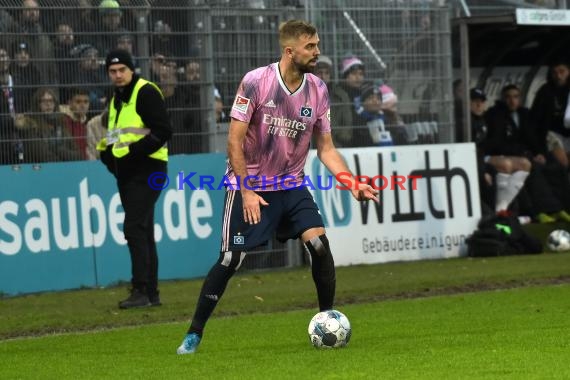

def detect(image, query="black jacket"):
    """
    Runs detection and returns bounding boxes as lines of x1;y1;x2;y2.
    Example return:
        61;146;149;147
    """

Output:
101;75;173;181
531;82;569;137
483;101;543;157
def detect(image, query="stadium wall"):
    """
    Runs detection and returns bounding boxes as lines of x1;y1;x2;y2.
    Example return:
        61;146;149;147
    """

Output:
0;154;226;295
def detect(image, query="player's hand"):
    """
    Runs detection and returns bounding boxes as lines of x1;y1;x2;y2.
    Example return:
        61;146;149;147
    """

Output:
351;183;379;203
242;190;269;224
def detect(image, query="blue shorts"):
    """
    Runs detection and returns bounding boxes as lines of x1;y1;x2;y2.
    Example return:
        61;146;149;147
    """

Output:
220;187;324;252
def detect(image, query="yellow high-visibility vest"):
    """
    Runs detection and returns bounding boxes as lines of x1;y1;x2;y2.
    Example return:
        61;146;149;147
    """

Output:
97;78;168;162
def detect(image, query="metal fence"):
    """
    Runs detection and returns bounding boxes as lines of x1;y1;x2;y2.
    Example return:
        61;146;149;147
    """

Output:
0;0;454;269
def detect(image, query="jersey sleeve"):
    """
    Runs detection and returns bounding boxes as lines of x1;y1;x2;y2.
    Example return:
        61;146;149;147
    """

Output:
314;80;331;134
230;71;259;123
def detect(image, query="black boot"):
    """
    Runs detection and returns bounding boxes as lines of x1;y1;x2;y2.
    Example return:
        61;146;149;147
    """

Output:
148;290;162;307
118;288;151;309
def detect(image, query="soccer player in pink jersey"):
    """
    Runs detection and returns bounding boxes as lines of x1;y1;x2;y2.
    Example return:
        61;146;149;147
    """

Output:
177;20;378;354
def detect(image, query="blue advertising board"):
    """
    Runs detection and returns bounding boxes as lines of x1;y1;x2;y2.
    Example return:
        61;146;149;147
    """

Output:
0;154;227;295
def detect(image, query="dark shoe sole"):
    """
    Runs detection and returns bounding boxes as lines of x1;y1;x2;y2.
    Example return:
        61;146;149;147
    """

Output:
118;302;152;309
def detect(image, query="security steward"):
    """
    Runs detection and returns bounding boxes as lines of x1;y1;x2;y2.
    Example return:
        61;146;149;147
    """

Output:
98;50;172;309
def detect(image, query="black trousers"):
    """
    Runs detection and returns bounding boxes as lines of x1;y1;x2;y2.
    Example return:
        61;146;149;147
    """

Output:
118;176;162;295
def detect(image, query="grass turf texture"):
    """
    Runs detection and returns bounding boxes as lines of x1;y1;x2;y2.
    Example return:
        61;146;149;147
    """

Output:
1;252;570;339
1;284;569;379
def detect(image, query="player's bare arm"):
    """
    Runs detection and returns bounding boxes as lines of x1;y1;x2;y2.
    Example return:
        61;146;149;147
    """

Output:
227;118;268;224
315;132;379;203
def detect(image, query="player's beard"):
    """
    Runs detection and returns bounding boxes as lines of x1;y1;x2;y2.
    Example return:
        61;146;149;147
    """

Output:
294;58;317;74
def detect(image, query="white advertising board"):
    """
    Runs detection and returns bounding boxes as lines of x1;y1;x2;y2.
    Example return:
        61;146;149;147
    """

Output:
303;143;481;265
516;8;570;26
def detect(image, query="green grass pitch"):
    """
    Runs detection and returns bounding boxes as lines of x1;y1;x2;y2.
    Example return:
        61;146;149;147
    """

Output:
1;285;570;379
1;252;570;379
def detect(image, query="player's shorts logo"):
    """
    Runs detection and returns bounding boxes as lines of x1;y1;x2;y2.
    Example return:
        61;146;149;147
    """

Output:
233;235;245;245
300;106;313;118
233;95;251;114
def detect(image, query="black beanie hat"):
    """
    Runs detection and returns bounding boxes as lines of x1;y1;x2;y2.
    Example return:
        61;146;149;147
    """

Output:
360;81;380;102
105;49;134;71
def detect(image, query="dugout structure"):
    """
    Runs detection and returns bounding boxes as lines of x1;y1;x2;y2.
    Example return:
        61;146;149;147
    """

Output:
453;6;570;142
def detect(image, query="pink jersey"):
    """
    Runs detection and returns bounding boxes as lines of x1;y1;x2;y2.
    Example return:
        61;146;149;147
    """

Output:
227;62;331;191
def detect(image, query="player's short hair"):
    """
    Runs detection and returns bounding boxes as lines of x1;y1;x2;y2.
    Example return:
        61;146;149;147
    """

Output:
278;19;317;49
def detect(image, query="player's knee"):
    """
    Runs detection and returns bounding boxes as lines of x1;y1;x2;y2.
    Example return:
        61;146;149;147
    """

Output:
305;235;332;259
218;251;246;270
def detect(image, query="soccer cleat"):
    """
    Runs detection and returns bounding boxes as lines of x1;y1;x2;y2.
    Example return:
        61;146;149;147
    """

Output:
537;213;556;224
118;288;151;309
177;333;201;355
555;211;570;223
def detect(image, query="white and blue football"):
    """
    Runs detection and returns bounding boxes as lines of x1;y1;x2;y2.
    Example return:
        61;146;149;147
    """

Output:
547;229;570;252
308;309;351;348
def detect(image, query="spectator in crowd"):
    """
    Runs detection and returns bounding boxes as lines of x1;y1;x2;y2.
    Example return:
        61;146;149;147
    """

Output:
14;88;82;163
179;59;206;154
314;55;353;147
0;9;17;36
151;0;198;54
484;84;570;223
358;81;407;146
69;44;108;112
94;0;130;55
10;41;41;113
531;62;570;167
157;57;185;136
338;55;366;146
53;22;77;101
86;108;108;160
116;0;150;32
0;47;15;117
0;47;19;165
340;55;365;103
149;52;168;83
379;81;403;127
151;19;177;58
62;88;91;159
9;0;58;85
470;87;530;216
75;0;97;35
338;54;403;146
354;81;390;146
115;34;137;68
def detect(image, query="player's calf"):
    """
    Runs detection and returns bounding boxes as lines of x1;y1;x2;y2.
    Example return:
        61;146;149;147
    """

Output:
304;235;336;311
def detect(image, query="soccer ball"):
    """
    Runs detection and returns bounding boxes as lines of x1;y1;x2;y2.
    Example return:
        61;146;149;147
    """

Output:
546;229;570;252
308;310;351;348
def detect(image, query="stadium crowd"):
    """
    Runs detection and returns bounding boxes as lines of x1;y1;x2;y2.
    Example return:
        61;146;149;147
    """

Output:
0;0;415;167
0;0;213;164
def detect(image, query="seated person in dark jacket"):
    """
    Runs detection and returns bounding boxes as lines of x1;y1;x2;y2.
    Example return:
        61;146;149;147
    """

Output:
531;62;570;167
484;84;570;223
470;88;525;215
